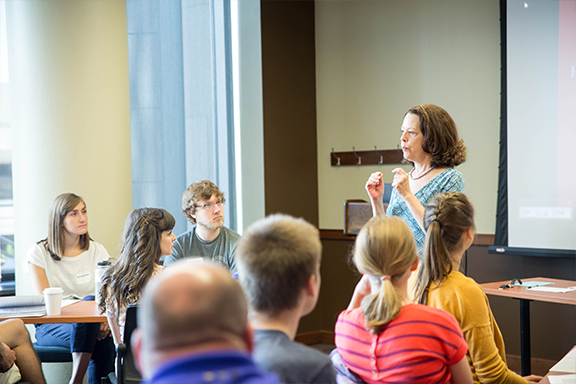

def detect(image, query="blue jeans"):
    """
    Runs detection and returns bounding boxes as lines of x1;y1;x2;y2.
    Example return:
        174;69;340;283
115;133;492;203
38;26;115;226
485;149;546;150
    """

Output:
35;296;114;384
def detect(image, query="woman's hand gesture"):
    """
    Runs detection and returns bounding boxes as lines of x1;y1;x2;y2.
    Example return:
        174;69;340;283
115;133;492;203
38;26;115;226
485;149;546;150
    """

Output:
366;172;387;216
391;168;411;199
391;167;426;230
365;172;384;202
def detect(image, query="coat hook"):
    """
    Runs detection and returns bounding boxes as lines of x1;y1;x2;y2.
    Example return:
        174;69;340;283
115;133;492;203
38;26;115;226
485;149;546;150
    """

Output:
352;147;361;165
331;148;340;166
374;146;383;165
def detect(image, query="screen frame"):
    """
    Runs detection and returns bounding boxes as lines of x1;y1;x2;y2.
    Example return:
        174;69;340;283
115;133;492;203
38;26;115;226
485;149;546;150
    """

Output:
492;0;576;259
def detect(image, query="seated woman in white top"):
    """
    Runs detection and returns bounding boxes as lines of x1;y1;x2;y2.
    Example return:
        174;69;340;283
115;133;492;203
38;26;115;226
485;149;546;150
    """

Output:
25;193;114;384
98;208;176;345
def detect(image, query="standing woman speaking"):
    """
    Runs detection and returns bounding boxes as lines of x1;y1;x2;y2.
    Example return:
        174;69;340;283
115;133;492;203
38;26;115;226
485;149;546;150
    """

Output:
366;104;467;258
24;193;114;384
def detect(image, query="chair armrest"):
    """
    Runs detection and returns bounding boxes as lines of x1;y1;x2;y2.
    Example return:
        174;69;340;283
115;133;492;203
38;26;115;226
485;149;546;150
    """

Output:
116;343;127;357
116;343;127;383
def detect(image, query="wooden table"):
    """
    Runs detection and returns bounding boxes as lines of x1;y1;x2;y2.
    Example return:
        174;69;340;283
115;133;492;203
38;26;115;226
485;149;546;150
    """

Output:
0;300;106;324
480;277;576;377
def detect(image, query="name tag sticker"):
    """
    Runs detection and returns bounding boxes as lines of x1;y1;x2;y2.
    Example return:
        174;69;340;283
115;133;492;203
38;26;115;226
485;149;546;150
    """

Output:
76;271;90;285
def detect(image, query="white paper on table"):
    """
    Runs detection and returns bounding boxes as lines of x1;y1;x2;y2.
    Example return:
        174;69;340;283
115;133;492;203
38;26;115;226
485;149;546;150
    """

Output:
515;281;554;288
527;287;576;293
61;299;80;308
550;348;576;373
548;374;576;384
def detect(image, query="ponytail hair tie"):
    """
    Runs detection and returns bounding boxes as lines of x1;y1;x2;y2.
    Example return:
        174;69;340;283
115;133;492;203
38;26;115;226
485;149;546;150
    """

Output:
431;218;442;227
380;275;391;282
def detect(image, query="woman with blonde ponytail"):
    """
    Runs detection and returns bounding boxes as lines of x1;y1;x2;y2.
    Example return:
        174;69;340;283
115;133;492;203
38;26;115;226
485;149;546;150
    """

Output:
415;192;541;384
334;216;472;384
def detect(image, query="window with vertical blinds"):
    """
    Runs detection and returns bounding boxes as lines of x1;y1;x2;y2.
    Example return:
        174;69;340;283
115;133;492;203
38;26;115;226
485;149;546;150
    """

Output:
126;0;236;235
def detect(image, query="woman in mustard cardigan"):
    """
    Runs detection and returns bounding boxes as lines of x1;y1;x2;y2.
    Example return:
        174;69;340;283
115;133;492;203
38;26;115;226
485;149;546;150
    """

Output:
414;192;542;384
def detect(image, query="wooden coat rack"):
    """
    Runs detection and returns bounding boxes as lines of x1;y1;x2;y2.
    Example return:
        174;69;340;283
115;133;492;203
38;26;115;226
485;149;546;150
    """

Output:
331;147;403;166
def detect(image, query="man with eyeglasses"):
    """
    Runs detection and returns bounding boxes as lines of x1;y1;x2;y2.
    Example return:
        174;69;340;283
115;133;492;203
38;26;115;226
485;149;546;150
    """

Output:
163;180;240;273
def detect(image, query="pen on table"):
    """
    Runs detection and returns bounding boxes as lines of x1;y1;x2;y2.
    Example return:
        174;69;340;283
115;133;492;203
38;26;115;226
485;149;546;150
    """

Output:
499;278;522;290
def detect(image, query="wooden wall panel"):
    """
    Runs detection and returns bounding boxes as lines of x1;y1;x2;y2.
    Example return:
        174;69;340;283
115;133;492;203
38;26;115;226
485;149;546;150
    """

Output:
261;0;319;226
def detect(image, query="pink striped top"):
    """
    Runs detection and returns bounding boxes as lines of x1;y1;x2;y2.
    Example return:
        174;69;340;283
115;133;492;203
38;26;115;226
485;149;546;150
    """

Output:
335;303;468;384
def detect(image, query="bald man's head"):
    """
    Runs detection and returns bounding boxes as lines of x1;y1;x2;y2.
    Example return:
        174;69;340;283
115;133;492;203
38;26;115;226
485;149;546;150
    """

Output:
138;261;248;352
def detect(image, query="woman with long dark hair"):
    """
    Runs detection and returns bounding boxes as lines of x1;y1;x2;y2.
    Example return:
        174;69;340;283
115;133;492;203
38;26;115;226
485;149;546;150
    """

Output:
99;208;176;344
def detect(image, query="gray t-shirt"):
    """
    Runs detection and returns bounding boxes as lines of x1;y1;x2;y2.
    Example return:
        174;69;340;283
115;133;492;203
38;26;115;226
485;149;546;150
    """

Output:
252;329;336;384
163;226;240;273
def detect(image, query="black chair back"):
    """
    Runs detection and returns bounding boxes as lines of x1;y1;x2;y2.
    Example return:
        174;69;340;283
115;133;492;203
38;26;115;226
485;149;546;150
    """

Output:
109;303;142;384
121;303;141;384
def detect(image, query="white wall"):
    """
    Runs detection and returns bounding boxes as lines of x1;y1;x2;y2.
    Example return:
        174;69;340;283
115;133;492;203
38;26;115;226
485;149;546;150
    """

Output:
6;0;132;296
315;0;501;234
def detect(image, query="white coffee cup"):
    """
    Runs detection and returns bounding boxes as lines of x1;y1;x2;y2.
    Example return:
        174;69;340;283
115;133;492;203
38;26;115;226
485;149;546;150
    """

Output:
43;287;63;315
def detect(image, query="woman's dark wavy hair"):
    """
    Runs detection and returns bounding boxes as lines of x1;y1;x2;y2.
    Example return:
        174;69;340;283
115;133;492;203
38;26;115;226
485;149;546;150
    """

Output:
98;208;175;315
404;104;467;168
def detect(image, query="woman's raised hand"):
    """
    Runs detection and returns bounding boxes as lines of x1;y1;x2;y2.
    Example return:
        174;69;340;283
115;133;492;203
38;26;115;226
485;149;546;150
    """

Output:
354;275;373;299
365;172;384;202
391;168;411;198
348;275;373;310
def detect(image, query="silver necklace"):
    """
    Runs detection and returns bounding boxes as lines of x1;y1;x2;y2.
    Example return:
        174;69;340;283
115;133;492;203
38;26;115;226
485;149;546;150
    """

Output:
409;166;435;180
